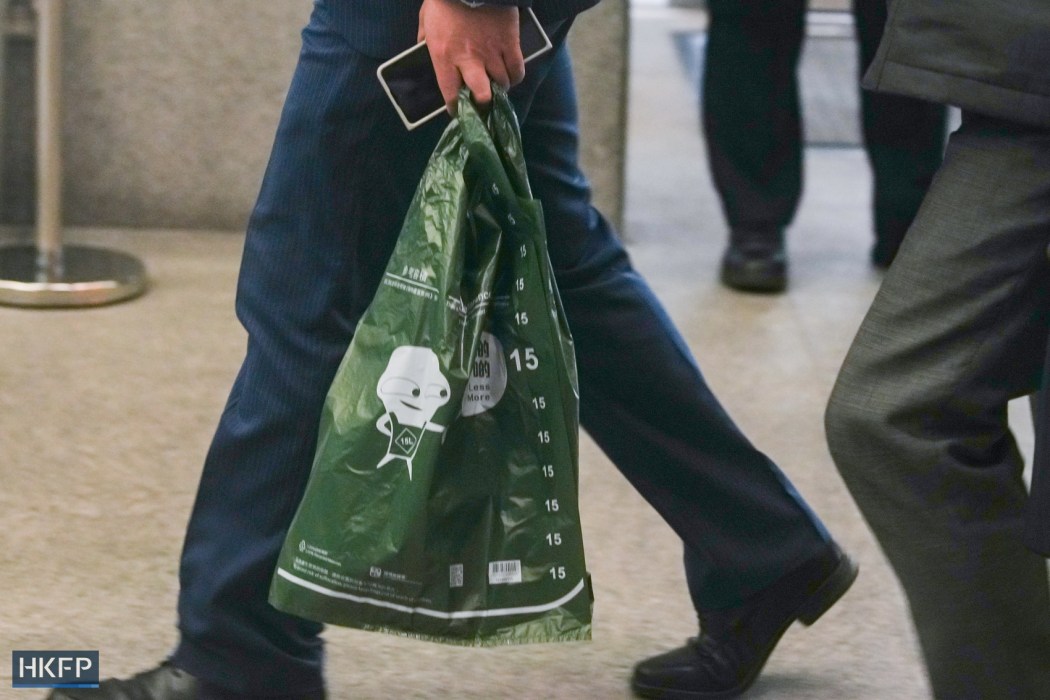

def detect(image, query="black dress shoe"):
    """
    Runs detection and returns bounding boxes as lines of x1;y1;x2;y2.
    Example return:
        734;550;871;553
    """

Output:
45;662;325;700
720;227;787;294
46;662;197;699
631;544;858;699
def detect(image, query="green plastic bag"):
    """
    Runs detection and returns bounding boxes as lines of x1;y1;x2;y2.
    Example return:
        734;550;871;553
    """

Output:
269;86;592;646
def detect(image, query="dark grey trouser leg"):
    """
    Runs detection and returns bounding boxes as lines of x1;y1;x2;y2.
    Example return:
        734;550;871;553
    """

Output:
826;112;1050;700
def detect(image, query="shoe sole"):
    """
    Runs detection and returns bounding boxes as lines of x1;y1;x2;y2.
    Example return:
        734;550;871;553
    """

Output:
720;267;787;294
631;553;860;700
797;552;860;626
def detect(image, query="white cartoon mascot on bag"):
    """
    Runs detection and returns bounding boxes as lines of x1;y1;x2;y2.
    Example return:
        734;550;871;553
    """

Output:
375;346;451;480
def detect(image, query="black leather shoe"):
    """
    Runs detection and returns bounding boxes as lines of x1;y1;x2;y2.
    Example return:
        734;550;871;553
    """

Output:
45;662;325;700
719;228;787;293
631;544;858;699
46;662;197;699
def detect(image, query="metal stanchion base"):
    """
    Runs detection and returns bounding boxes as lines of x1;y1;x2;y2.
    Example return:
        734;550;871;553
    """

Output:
0;244;147;307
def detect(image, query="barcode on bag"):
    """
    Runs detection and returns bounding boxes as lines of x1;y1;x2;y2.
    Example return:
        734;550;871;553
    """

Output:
487;559;522;584
450;564;464;588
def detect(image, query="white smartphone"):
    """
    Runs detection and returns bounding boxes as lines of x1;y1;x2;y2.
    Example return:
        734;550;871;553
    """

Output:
377;8;552;131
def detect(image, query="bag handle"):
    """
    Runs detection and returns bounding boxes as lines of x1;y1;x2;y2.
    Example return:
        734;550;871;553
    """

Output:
455;84;533;202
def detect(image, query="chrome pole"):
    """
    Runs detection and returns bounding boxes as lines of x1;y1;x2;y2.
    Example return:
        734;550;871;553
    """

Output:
35;0;60;274
0;0;147;307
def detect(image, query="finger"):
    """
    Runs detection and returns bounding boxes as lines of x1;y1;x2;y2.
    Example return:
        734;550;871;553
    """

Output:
431;56;465;114
504;48;526;86
460;62;493;107
487;60;512;90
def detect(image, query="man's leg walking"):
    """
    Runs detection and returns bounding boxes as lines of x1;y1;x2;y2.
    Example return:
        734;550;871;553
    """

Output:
170;7;449;695
519;43;856;700
703;0;806;292
826;113;1050;699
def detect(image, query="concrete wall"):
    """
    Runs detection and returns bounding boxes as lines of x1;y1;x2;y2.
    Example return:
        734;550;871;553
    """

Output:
570;0;628;229
0;0;627;233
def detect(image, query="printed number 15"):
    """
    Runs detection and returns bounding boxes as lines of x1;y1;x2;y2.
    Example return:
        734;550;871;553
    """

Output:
510;347;539;371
